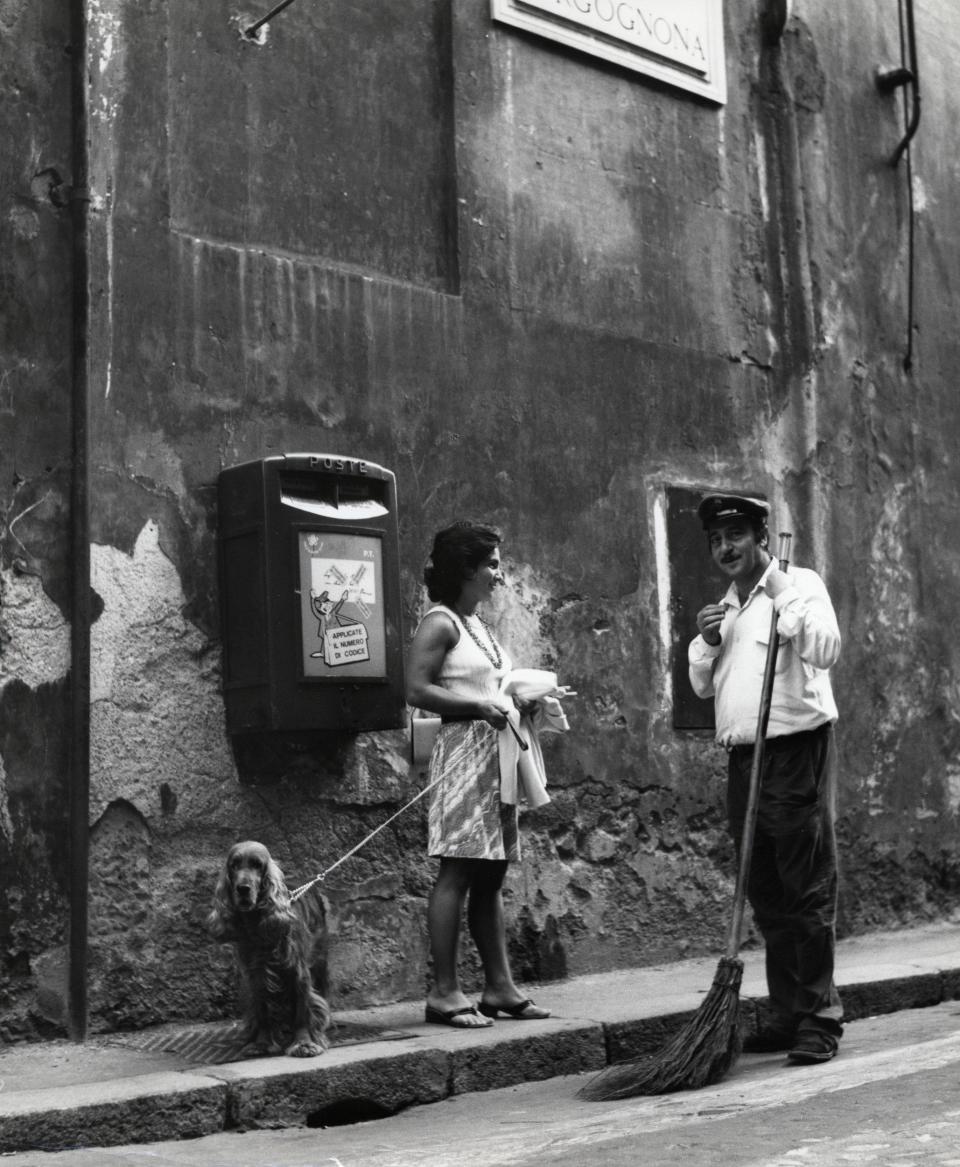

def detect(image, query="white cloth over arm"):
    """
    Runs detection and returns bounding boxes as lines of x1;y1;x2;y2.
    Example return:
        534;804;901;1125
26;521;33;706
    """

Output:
497;669;570;808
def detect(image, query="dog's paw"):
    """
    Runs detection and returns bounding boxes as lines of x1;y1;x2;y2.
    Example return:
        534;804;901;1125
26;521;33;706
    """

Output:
285;1039;325;1057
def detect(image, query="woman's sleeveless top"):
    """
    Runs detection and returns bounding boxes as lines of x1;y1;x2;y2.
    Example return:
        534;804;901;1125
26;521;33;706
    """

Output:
420;604;511;704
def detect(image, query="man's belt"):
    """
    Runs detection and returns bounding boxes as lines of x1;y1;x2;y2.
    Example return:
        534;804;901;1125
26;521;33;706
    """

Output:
728;723;830;756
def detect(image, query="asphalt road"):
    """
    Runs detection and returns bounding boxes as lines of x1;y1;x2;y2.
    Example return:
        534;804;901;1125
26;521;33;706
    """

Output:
4;1002;960;1166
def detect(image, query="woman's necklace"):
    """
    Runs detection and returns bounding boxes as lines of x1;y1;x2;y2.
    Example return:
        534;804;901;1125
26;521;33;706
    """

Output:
460;612;503;669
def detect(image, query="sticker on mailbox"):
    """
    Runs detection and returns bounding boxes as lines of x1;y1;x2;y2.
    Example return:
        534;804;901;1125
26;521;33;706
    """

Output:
324;621;370;666
299;533;386;678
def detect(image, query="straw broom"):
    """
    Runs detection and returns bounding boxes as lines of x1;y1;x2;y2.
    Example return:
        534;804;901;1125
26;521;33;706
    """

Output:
578;531;793;1101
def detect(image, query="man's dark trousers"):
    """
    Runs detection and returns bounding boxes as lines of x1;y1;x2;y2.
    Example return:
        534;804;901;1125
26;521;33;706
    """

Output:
728;723;843;1036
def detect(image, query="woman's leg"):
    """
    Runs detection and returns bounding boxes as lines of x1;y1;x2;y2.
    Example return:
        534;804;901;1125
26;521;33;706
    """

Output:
427;858;488;1024
469;861;549;1017
466;860;514;997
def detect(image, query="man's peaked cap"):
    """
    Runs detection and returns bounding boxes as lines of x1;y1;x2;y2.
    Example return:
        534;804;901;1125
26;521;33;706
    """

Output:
697;493;770;529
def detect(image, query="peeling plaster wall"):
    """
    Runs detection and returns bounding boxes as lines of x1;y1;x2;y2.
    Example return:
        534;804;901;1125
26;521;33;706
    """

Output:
90;520;231;822
0;572;72;1035
3;0;960;1037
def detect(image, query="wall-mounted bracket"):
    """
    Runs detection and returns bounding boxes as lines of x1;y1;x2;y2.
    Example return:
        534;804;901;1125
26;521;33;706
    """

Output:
876;64;914;94
242;0;299;41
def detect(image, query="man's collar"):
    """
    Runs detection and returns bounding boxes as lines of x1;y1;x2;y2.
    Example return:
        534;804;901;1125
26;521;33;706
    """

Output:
724;555;776;608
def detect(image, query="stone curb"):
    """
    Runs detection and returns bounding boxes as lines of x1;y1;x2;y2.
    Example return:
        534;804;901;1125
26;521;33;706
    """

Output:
0;1073;228;1153
604;967;960;1066
2;965;960;1154
0;1021;607;1152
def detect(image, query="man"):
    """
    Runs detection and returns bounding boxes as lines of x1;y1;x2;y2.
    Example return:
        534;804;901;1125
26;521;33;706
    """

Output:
688;493;843;1064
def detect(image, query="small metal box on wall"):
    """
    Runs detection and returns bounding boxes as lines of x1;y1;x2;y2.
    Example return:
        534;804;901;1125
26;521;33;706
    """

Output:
218;453;405;734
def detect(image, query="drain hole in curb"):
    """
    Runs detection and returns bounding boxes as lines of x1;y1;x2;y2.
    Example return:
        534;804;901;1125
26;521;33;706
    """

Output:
307;1098;398;1128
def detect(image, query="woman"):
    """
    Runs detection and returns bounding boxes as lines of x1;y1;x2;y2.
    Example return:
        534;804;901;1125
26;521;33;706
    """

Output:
406;521;551;1028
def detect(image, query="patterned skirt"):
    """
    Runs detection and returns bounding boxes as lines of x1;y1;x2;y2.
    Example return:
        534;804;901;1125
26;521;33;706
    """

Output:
427;720;520;861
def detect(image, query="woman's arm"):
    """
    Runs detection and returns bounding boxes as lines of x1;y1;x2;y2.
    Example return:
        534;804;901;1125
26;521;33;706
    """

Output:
405;612;510;728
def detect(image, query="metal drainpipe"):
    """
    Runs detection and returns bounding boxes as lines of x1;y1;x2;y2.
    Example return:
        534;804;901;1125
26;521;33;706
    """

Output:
891;0;920;167
67;0;91;1042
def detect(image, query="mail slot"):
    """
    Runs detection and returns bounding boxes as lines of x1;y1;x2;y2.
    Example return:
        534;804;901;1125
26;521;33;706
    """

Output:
217;454;405;734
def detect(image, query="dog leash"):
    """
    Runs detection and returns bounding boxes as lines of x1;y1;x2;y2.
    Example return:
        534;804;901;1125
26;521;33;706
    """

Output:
289;772;445;902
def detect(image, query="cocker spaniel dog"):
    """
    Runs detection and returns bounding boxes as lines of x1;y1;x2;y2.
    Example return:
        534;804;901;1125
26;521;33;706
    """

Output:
208;840;331;1058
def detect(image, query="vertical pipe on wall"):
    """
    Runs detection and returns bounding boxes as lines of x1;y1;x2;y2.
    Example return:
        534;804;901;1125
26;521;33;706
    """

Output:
893;0;920;372
437;0;461;294
67;0;90;1042
755;4;822;561
891;0;920;168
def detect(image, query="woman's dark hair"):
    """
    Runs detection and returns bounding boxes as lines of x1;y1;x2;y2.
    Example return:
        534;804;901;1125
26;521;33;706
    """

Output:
424;521;501;606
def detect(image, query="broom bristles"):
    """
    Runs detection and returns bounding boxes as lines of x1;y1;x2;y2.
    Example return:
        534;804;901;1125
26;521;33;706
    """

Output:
577;956;744;1101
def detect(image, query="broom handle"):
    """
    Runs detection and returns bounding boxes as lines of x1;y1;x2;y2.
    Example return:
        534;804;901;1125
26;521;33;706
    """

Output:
724;530;792;960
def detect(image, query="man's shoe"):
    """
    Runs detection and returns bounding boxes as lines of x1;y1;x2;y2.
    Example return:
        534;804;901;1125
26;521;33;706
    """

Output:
787;1029;838;1064
742;1026;796;1053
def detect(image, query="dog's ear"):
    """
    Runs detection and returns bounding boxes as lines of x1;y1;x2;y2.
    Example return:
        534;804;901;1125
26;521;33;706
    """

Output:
207;859;236;938
261;854;292;912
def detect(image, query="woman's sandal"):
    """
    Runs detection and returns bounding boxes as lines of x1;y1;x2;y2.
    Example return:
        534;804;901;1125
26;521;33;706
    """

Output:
477;998;551;1020
425;1003;493;1028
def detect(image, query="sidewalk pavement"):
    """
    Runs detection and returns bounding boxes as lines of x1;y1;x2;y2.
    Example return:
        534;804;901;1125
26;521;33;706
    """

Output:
2;921;959;1156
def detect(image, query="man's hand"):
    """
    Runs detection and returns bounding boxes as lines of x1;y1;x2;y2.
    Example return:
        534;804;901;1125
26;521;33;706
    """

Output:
763;566;791;598
696;603;725;646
